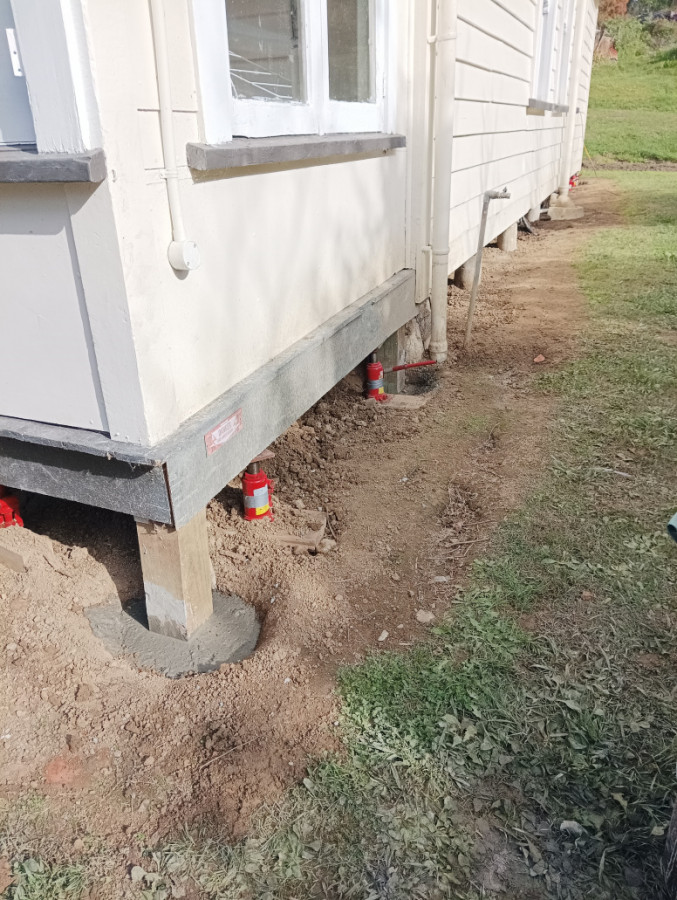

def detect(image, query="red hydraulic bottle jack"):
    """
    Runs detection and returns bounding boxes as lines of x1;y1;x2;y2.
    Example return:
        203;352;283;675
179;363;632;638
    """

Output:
365;352;436;402
242;450;275;522
0;486;23;528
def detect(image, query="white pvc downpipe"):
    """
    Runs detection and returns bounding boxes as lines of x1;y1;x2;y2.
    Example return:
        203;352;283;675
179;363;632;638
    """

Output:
558;0;588;197
428;0;458;363
149;0;200;271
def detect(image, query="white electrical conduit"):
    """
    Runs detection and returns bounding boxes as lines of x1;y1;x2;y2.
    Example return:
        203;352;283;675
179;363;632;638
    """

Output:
463;188;510;349
428;0;458;363
149;0;200;271
558;0;588;197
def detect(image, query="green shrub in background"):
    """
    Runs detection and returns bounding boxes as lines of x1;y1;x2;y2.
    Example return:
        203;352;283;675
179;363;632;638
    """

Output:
605;15;651;57
644;18;677;48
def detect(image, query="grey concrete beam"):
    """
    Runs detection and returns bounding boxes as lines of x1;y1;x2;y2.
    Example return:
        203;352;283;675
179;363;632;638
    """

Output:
0;147;106;183
187;133;406;172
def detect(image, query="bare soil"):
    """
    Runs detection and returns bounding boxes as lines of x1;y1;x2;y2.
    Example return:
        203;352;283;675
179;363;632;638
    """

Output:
0;180;614;887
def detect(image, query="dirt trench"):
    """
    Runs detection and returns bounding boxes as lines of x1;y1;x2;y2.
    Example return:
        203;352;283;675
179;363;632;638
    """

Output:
0;180;615;872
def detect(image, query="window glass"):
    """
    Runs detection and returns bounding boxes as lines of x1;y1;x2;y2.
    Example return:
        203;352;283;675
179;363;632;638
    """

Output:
327;0;373;103
225;0;304;102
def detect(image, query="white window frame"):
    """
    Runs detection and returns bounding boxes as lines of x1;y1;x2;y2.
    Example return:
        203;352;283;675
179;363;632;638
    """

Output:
6;0;101;153
531;0;558;104
190;0;387;143
556;0;576;106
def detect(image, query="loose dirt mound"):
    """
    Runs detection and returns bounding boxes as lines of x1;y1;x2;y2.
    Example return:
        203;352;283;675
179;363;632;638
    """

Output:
0;181;612;888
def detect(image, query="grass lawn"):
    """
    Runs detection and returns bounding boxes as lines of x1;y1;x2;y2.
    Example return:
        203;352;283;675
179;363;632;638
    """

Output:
586;49;677;163
99;173;675;899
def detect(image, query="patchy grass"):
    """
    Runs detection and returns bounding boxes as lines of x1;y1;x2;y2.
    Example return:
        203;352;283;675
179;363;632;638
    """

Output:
6;859;85;900
586;49;677;163
7;172;677;899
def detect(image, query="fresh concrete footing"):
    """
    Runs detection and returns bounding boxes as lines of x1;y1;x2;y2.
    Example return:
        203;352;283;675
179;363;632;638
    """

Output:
548;204;584;220
548;193;584;221
86;592;260;677
497;222;518;252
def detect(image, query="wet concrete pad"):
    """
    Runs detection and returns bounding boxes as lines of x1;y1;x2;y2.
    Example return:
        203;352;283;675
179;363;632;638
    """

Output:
86;592;260;677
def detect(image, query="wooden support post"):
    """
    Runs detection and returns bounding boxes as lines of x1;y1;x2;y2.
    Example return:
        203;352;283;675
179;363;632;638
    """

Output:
454;256;480;291
136;509;214;640
497;222;518;252
380;326;406;395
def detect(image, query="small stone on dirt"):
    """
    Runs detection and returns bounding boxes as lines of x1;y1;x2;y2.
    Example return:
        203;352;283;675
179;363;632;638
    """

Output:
580;590;594;601
76;684;93;702
432;575;450;583
66;734;81;752
293;499;305;509
391;573;400;582
377;630;389;642
318;538;337;553
142;755;154;767
72;838;85;852
416;610;435;625
130;866;146;883
533;354;546;363
560;820;583;837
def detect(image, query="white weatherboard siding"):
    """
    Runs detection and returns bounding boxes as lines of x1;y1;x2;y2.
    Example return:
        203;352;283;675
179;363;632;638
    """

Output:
447;0;597;271
0;185;108;430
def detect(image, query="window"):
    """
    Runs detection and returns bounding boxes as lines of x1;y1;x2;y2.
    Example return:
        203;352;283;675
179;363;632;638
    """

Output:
531;0;574;107
0;0;35;146
222;0;385;137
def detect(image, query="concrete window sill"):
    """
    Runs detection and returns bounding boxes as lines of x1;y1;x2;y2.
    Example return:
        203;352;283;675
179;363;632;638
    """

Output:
0;147;106;183
527;99;569;115
186;132;406;172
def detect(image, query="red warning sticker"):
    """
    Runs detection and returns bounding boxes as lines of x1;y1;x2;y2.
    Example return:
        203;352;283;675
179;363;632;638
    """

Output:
205;409;242;456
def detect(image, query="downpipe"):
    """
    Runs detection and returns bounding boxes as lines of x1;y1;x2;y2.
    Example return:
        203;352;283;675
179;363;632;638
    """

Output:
149;0;200;271
428;0;458;363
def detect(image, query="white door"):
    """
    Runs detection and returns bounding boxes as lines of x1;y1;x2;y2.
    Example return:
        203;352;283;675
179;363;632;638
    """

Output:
0;0;35;145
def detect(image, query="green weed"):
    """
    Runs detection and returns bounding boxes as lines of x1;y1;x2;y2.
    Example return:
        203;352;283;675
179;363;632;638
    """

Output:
6;859;85;900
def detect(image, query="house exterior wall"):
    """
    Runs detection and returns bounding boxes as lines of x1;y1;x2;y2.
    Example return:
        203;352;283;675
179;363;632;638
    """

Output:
446;0;597;271
82;0;409;445
0;0;598;447
0;184;108;431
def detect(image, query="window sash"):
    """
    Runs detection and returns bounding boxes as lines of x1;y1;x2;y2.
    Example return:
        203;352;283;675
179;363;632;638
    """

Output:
532;0;558;103
223;0;385;138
